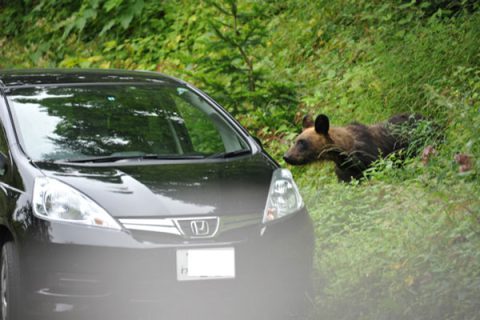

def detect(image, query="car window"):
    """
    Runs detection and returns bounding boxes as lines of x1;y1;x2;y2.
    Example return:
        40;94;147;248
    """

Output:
6;84;249;161
173;94;224;154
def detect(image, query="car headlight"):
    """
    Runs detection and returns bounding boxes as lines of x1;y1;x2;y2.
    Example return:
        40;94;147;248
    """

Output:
33;177;121;230
263;169;304;223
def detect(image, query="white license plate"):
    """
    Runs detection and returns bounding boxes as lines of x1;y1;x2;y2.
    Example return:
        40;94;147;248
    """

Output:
176;248;235;281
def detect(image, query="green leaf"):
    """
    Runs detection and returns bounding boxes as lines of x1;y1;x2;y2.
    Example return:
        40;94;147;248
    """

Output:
88;0;101;9
131;0;144;16
62;19;75;39
100;20;116;36
75;17;87;33
119;12;134;29
104;0;124;12
82;8;97;20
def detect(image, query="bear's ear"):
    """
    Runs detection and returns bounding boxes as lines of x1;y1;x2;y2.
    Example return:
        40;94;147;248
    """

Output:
315;114;330;135
302;114;314;130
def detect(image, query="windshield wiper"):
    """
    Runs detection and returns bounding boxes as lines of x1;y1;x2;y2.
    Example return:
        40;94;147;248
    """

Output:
207;149;251;159
58;153;205;163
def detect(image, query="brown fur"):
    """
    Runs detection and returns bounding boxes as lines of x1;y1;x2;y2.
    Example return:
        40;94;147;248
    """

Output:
284;113;421;182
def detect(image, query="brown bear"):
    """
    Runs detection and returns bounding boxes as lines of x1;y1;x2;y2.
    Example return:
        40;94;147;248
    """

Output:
283;113;422;182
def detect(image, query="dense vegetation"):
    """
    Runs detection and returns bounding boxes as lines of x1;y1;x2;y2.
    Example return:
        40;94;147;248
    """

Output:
1;1;479;319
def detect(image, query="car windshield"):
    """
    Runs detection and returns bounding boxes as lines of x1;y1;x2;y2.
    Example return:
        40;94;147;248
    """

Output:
6;84;249;162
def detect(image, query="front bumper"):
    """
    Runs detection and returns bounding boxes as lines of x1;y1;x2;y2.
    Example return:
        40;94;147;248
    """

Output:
18;210;314;320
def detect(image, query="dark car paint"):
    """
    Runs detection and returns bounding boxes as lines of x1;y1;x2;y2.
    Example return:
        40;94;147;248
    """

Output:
14;208;313;320
0;68;186;88
0;69;313;320
33;153;276;218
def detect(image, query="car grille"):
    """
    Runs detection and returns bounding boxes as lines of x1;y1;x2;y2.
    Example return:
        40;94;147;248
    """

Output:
119;214;260;244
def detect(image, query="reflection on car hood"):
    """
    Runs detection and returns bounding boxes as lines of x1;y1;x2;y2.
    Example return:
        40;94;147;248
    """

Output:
34;154;276;218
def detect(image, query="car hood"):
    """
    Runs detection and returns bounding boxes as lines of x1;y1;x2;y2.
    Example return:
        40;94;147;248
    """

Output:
33;154;276;218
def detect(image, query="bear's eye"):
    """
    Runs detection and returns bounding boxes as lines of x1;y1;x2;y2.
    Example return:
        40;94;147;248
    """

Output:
297;139;308;150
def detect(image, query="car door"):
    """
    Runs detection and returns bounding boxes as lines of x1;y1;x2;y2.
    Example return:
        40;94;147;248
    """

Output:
0;90;17;229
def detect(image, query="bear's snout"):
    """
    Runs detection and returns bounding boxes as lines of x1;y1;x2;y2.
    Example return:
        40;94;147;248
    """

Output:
283;152;301;165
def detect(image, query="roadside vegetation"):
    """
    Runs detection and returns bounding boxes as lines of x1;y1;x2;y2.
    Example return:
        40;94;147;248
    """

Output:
1;1;479;319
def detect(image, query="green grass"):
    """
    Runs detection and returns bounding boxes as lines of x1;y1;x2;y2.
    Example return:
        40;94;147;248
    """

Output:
296;163;480;319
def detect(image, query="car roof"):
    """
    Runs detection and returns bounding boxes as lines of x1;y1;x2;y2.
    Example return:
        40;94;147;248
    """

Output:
0;68;185;89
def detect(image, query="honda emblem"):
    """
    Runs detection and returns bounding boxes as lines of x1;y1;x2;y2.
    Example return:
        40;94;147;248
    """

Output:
190;220;210;236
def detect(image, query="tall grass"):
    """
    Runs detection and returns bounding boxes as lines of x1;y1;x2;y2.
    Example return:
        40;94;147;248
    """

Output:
270;3;480;319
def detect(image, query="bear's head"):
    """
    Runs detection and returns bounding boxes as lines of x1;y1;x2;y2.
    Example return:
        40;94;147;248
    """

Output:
283;114;335;165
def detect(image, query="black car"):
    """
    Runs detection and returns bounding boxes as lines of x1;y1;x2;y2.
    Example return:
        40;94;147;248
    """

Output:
0;69;314;320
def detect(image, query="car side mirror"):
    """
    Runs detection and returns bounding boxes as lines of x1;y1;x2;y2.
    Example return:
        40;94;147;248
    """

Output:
253;136;263;149
0;153;8;176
